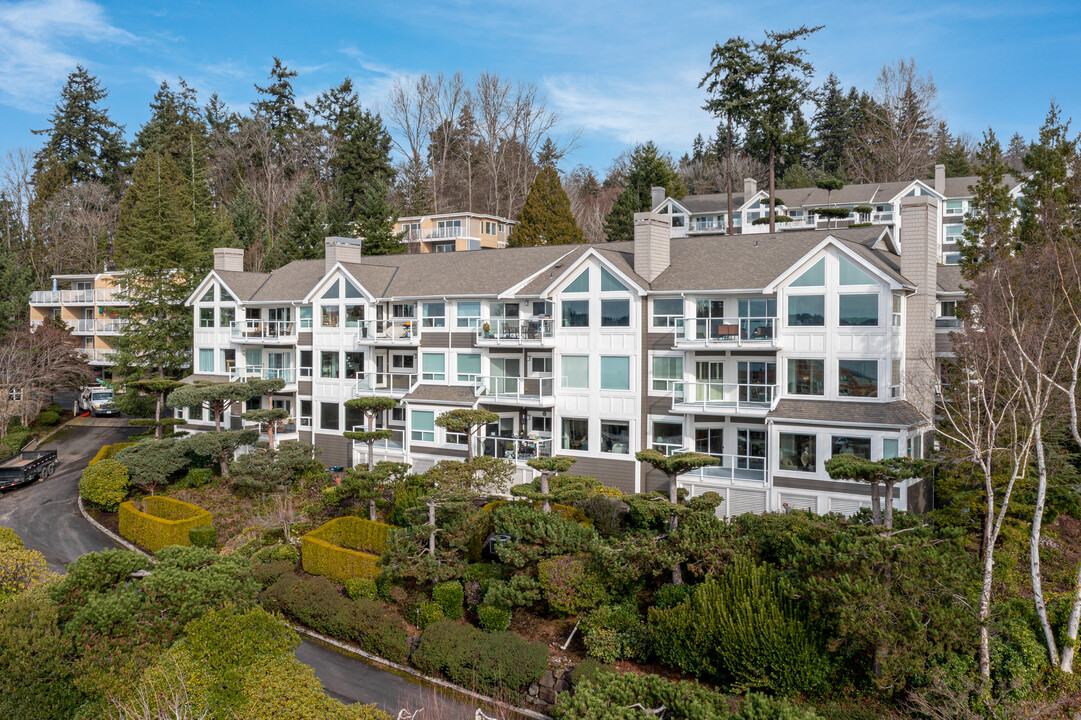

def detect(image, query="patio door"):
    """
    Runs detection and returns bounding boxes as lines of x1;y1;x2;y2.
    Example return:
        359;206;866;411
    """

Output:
695;360;724;401
490;357;521;395
737;429;767;471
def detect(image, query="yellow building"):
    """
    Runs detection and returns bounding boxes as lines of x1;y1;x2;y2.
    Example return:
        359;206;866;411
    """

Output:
395;212;515;253
29;272;126;368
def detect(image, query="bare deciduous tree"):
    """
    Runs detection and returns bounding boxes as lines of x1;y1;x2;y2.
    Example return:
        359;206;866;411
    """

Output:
0;325;94;435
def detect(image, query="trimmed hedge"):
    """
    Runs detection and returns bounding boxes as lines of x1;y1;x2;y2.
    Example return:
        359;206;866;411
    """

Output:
477;603;512;632
411;620;547;693
118;496;212;553
417;600;445;629
189;525;217;549
482;499;592;526
78;459;130;512
432;580;464;620
301;516;393;584
88;441;136;467
345;577;378;601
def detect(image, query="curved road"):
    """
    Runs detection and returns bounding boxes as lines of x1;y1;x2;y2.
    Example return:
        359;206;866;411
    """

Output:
0;419;495;719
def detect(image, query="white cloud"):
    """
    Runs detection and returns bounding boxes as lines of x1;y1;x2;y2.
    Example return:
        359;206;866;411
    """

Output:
0;0;134;112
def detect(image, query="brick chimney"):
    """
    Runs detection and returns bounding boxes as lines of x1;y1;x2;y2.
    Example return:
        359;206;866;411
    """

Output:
213;247;244;272
899;195;940;419
633;212;671;283
934;164;945;195
650;186;666;210
744;177;757;198
325;237;363;273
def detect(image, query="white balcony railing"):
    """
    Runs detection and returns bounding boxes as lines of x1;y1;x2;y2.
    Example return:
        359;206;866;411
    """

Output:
475;375;554;404
476;318;555;344
29;290;61;304
244;416;298;436
230;365;296;384
79;348;117;364
354;372;418;396
872;211;894;224
73;318;128;334
351;426;406;452
30;288;124;305
230;320;297;342
671;382;778;413
677;316;776;345
425;226;465;240
477;435;553;461
683;454;768;484
355;319;420;344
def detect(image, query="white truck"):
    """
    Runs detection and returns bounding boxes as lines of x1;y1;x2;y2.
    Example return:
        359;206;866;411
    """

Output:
75;386;119;417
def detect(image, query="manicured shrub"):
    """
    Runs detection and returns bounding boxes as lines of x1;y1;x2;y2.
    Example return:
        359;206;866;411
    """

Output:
180;468;214;489
251;560;293;589
432;580;464;620
78;459;130;512
253;543;300;566
476;603;511;632
538;553;608;616
188;525;217;549
568;658;610;687
118;496;212;552
416;600;445;629
0;549;48;603
0;527;24;553
412;620;546;693
301;516;392;584
36;411;60;427
345;577;378;601
581;603;649;664
574;495;627;537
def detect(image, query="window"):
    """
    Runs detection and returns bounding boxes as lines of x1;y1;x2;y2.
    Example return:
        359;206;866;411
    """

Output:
738;361;776;402
321;305;340;328
565;270;589;293
422;302;446;328
321;282;339;300
434;242;454;253
457;353;481;383
779;433;816;473
945;200;964;215
299;306;312;329
601;421;630;454
601;267;629;292
695;426;723;456
300;400;312;427
831;436;871;459
562;300;589;327
345;403;365;432
788;295;825;326
562;418;589;451
531;415;552;432
422;353;446;381
601;299;629;327
891;357;902;398
653;298;683;328
943;252;961;265
530;355;552;374
652;356;683;394
787;359;824;396
791;258;825;287
738;429;767;469
219;307;235;327
345;352;364;379
199;308;214;328
320;352;340;379
457;301;481;328
198;348;214;373
652;421;684;455
200;288;213;302
320;402;340;431
392;303;415;319
392;354;415;370
300;350;312;378
838;255;876;285
839;294;879;326
561;355;589;389
392;407;405;422
883;438;899;459
345;279;363;298
411;410;434;442
892;295;902;327
838;359;878;397
532;301;553;317
600;356;630;391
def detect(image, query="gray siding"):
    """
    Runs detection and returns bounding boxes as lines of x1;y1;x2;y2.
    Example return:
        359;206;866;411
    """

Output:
774;474;901;498
421;332;450;348
298;380;313;396
298;331;312;346
313;432;352;467
568;456;637;495
450;332;475;349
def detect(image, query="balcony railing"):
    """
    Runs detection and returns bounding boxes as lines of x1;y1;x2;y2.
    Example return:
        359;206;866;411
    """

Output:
683;454;768;484
477;435;553;461
29;290;60;304
351;426;406;452
476;375;554;404
476;318;555;345
670;382;778;413
935;316;960;329
354;372;418;396
688;220;721;233
355;319;420;345
872;211;894;224
30;288;124;304
425;226;465;240
677;317;776;346
79;348;117;364
230;365;296;384
244;416;298;436
73;318;128;334
230;320;297;342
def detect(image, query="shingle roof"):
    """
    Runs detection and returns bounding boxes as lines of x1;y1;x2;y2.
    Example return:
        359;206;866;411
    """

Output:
942;174;1021;198
770;398;927;427
249;260;326;302
936;265;965;294
215;270;270;301
405;384;479;405
678;193;747;213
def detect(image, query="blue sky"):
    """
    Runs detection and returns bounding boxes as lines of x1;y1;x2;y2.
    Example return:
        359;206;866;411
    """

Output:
1;0;1079;173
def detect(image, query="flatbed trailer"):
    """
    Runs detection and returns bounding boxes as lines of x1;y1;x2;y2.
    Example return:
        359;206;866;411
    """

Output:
0;450;58;490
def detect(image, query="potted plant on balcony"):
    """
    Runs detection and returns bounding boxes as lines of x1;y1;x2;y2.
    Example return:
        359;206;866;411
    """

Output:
482;321;492;338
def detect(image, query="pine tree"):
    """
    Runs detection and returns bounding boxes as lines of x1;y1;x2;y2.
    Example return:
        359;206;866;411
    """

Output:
960;130;1015;275
331;109;395;227
268;177;326;269
0;239;33;341
536;137;561;169
230;184;265;257
1004;132;1028;173
812;73;851;177
252;57;307;139
32;65;128;198
355;178;405;256
1018;103;1077;249
603;142;687;242
113;152;201;380
511;166;585;246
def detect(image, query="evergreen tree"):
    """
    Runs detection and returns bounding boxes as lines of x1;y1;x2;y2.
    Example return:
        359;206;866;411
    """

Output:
306;77;361;130
1018;103;1078;249
603;141;687;242
230;184;265;257
511;166;585;246
268;177;326;268
252;57;307;139
332;110;395;228
205;93;236;135
0;240;33;340
113;152;200;380
933;122;972;177
355;177;405;256
536;137;562;169
812;72;851;177
960;130;1015;275
32;65;128;198
1004;132;1028;172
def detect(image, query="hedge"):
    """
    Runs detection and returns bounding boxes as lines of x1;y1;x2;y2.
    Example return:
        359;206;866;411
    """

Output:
189;525;217;549
432;580;464;620
411;620;547;693
118;496;213;553
482;499;591;526
88;442;136;467
301;516;393;584
78;459;130;512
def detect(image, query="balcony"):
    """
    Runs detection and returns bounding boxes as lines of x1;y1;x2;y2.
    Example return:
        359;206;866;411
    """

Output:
230;365;297;387
475;318;555;347
669;381;778;416
872;211;894;224
355;319;420;346
73;318;128;335
79;348;117;365
681;454;768;485
674;317;777;348
29;290;61;304
243;416;299;445
30;288;124;305
475;375;555;406
230;320;297;344
688;220;722;234
476;435;553;462
425;226;466;240
354;372;418;398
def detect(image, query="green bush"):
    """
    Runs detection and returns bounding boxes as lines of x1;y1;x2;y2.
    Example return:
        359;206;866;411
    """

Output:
581;603;649;664
118;496;212;552
477;603;512;632
253;544;300;566
78;459;130;513
733;693;824;719
345;577;378;601
653;583;691;610
551;671;731;720
568;658;610;687
648;559;827;695
251;560;293;589
180;468;214;489
301;516;393;584
35;411;60;427
432;580;464;620
188;525;217;549
411;620;546;693
538;553;608;616
417;600;445;629
1;431;31;454
0;527;24;553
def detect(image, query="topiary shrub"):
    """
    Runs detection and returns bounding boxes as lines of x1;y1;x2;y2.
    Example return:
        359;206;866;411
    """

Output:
345;577;378;601
432;580;464;620
0;527;25;553
416;600;445;629
180;468;214;489
412;620;546;693
581;603;649;664
538;553;608;616
301;516;392;584
35;411;60;427
476;603;511;632
118;496;212;552
78;459;131;512
188;525;217;549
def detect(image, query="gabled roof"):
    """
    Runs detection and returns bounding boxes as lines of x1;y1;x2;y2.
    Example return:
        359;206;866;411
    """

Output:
941;174;1022;199
678;192;748;214
770;398;928;428
936;265;965;295
214;270;271;301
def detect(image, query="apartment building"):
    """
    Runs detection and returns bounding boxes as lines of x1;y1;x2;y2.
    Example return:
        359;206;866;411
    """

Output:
395;212;515;253
653;165;1023;266
28;271;127;368
181;198;948;517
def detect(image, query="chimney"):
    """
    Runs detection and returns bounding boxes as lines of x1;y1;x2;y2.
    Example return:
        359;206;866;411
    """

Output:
934;164;945;195
650;186;666;210
744;177;757;198
213;247;244;273
633;212;671;283
899;195;940;420
325;236;363;273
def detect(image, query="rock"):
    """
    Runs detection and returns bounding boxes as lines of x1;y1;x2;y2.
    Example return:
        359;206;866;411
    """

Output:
553;668;566;679
528;682;539;697
539;671;557;688
554;678;569;694
539;686;558;704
